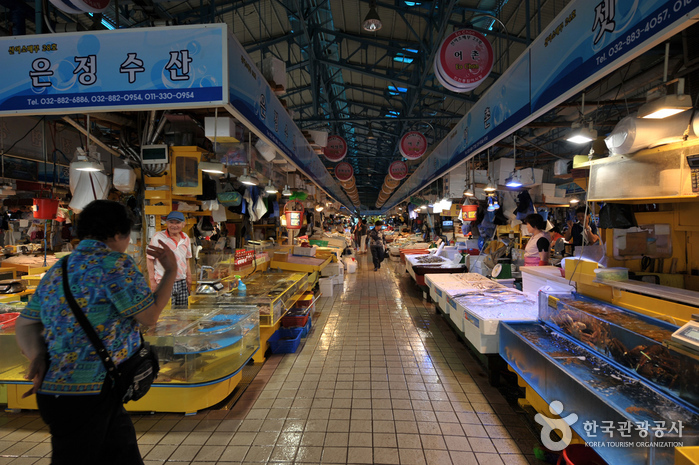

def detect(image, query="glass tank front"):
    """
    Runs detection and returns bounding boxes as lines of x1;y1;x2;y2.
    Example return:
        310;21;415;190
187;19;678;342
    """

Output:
0;302;260;387
193;269;309;326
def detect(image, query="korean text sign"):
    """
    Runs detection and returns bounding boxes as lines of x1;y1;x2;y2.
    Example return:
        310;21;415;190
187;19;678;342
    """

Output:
0;24;226;115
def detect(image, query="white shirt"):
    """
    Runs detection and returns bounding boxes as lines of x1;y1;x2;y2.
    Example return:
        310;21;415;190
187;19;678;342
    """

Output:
148;230;192;281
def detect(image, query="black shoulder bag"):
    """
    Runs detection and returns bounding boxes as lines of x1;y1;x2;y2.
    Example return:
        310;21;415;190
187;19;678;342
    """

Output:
61;258;159;403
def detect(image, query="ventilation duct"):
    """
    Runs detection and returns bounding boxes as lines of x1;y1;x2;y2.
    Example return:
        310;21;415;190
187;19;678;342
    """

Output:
605;111;698;156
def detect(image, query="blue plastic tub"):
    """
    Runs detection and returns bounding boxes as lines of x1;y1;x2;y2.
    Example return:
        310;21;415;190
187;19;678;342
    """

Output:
301;315;312;338
268;327;303;354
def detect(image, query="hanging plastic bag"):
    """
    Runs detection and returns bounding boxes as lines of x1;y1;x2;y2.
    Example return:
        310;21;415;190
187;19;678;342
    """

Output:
69;167;111;213
598;204;638;229
113;162;136;193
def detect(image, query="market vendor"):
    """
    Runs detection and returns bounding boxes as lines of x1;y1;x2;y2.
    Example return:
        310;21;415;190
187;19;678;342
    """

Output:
147;211;193;306
523;213;550;266
565;206;599;248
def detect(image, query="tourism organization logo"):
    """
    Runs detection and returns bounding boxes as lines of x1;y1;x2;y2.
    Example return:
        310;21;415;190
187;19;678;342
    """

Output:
534;400;579;451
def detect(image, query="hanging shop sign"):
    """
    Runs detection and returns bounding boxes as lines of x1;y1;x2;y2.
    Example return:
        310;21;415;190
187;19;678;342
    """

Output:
435;29;494;92
323;135;348;162
224;27;353;210
334;161;354;181
399;132;427;160
0;25;226;115
380;0;699;212
388;160;409;180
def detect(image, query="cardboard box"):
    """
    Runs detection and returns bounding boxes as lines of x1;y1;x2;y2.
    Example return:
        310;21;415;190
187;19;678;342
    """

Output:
273;251;289;262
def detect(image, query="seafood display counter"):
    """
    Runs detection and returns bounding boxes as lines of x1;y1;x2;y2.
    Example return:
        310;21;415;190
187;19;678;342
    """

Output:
1;304;260;414
194;269;309;362
405;253;466;286
425;273;537;384
501;291;699;464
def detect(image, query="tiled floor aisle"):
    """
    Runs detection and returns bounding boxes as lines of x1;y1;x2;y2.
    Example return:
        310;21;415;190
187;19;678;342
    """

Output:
0;254;545;464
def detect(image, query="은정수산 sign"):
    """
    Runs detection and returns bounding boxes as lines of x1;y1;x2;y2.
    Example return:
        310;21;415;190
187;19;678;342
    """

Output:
0;24;227;115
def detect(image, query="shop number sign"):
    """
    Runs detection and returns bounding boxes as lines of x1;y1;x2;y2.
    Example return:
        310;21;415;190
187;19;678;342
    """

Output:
388;160;408;180
334;161;354;181
0;25;225;115
399;132;427;160
438;29;494;87
323;135;348;162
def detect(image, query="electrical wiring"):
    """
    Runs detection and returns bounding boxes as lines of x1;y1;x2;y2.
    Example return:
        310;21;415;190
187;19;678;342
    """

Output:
0;116;45;156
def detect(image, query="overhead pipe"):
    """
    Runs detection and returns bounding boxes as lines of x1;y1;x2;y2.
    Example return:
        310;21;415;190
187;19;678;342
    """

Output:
149;111;169;145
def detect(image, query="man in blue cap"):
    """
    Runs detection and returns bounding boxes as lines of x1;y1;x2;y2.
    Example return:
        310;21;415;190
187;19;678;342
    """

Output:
147;210;193;306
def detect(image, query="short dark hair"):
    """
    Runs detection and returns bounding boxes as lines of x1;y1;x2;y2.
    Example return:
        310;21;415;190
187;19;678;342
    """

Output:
375;220;383;226
575;206;588;215
523;213;546;231
77;200;134;241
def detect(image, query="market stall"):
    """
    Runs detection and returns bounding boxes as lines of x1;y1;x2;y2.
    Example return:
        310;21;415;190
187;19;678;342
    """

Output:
1;302;261;414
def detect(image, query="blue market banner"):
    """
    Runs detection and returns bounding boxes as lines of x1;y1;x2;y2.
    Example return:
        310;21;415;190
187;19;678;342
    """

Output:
530;0;699;112
0;24;226;114
224;34;354;210
383;0;699;211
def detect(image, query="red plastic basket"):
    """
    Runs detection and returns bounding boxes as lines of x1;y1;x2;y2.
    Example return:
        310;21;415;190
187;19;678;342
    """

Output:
0;312;20;330
281;314;309;328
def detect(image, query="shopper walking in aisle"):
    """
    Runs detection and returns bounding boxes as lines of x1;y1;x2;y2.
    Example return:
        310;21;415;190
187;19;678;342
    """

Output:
369;220;387;271
15;200;178;465
358;218;368;254
523;213;551;266
147;210;193;306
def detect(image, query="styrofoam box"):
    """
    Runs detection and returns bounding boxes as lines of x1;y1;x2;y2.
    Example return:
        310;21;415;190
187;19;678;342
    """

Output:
519;168;544;186
555;188;567;197
321;263;341;277
307;130;328;147
473;170;489;184
261;56;286;89
293;246;316;257
205;117;241;141
319;277;334;297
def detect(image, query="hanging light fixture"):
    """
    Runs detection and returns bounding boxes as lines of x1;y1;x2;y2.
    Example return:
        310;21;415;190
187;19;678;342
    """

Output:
639;45;692;118
264;179;278;194
363;0;382;32
567;122;597;144
315;203;324;212
199;161;225;174
567;93;597;144
239;168;259;186
638;78;692;119
505;135;523;188
367;124;377;140
569;196;580;204
484;149;497;192
73;157;105;172
282;185;292;196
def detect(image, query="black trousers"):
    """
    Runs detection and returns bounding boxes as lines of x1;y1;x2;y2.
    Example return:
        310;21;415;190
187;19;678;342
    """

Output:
36;381;143;465
370;244;384;269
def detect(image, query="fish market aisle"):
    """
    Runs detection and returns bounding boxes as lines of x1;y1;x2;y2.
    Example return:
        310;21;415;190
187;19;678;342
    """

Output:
0;254;544;464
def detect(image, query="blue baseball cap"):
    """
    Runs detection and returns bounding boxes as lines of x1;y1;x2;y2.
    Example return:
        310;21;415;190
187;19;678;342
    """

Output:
165;211;185;222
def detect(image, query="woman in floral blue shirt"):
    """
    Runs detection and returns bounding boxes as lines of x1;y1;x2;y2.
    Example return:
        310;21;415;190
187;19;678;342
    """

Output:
15;200;177;465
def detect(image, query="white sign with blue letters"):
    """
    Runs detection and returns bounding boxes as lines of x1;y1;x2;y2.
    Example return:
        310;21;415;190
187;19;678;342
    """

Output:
0;24;227;114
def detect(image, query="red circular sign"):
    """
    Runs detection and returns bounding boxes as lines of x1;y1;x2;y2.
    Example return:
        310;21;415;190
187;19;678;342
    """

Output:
399;132;428;160
388;161;408;180
438;29;494;86
323;135;348;162
73;0;111;13
335;162;354;182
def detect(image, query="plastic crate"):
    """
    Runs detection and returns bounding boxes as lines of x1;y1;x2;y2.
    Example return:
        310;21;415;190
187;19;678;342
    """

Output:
301;315;312;338
268;327;303;354
0;312;19;330
281;313;309;328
